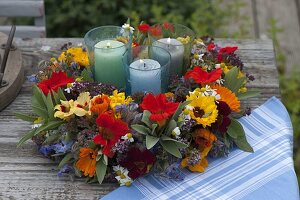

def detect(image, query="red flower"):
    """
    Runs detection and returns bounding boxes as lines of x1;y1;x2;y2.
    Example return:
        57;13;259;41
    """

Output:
37;71;74;95
138;23;150;33
207;43;216;51
184;66;222;84
121;147;156;179
149;26;162;37
93;113;129;158
140;93;179;122
217;46;238;62
163;22;175;32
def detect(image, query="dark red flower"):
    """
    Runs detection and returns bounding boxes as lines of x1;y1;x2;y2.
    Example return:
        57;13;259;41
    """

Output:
140;93;179;122
138;23;150;33
93;113;129;158
121;147;156;179
217;46;238;62
211;101;232;133
207;43;216;51
149;26;162;37
184;66;222;84
163;22;175;32
37;71;74;95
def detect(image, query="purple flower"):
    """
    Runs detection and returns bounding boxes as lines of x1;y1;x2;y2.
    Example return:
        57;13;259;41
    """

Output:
52;141;74;154
39;145;55;156
58;164;74;177
164;163;185;181
27;75;38;83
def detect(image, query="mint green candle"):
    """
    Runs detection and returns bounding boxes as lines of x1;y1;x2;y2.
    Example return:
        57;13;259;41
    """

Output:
94;40;126;88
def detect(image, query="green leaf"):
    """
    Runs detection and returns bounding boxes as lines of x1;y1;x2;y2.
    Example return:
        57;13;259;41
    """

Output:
58;153;73;168
46;93;55;120
171;101;191;121
102;155;108;165
131;124;151;135
17;128;36;147
141;110;152;127
224;67;246;94
96;158;107;184
160;140;182;158
43;131;61;144
227;118;253;152
52;90;61;105
81;68;94;81
86;176;98;184
166;119;177;136
32;85;46;107
160;135;188;148
15;112;37;122
237;90;261;100
151;123;158;135
146;135;159;149
57;88;67;101
32;104;48;119
35;120;64;135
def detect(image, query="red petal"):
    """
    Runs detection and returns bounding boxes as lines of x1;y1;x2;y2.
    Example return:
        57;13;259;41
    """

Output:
140;93;160;113
93;134;107;145
96;113;115;128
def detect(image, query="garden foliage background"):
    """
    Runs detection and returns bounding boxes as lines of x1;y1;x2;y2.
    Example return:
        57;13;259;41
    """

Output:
3;0;300;182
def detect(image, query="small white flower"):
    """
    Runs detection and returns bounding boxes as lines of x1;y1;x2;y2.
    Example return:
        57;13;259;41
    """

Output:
122;23;134;37
113;165;133;186
171;127;181;139
215;64;221;69
40;45;51;52
77;42;83;47
201;85;221;101
31;123;42;129
64;82;74;93
121;133;134;142
216;78;224;85
185;105;194;111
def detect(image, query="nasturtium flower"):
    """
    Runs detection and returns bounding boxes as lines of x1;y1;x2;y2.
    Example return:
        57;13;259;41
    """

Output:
76;147;97;177
140;93;179;123
54;100;75;120
73;92;91;117
181;156;209;173
58;47;89;67
90;94;110;115
138;23;150;33
184;66;222;85
37;71;74;95
185;94;218;127
212;85;240;112
149;26;162;37
109;90;132;111
93;113;129;158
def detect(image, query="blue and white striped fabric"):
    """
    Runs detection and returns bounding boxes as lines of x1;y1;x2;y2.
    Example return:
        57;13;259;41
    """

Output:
101;97;299;200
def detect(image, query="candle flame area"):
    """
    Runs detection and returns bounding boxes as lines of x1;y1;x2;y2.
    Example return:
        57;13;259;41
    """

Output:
106;42;111;48
139;59;144;64
167;37;171;44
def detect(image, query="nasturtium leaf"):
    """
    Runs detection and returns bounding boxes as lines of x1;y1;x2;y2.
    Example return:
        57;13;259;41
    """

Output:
131;124;151;135
146;135;159;149
96;158;107;184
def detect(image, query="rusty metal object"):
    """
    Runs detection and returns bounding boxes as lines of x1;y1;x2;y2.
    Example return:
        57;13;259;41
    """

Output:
0;25;16;88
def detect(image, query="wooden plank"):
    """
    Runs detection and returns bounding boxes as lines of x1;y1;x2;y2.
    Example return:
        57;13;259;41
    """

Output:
0;38;280;199
0;26;46;38
0;1;44;17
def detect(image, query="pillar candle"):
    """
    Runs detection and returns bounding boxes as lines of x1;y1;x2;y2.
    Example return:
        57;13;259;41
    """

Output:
94;40;126;88
129;59;161;94
152;38;184;77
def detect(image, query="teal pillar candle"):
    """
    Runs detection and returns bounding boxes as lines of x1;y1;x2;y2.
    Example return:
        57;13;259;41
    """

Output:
94;40;126;88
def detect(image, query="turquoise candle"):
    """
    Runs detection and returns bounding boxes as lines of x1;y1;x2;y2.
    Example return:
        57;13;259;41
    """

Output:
94;40;126;88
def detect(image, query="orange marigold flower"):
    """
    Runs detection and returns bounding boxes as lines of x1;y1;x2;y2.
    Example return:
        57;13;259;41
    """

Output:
212;84;241;112
76;148;97;177
193;129;217;151
181;156;209;173
90;95;110;115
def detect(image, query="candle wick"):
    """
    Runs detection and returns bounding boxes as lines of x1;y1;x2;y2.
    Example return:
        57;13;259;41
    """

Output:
144;63;146;68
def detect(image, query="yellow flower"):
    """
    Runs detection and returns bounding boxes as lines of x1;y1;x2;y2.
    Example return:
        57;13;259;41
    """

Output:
181;156;209;173
238;87;247;93
73;92;91;117
109;90;132;110
58;47;89;67
185;95;218;127
54;100;75;120
212;85;241;112
177;36;190;44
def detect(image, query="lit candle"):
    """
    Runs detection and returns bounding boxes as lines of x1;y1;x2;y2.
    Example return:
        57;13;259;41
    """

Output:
94;40;126;88
152;38;184;77
129;59;161;94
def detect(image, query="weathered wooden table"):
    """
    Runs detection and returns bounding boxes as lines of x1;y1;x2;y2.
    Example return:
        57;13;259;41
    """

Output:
0;38;280;200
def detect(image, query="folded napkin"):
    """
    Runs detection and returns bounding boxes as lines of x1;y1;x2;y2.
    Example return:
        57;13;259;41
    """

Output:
101;97;299;200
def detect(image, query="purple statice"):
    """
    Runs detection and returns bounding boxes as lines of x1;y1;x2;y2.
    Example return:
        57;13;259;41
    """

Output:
222;53;244;70
209;139;230;158
180;119;197;132
39;145;55;156
187;149;201;166
246;73;255;81
52;141;74;154
58;164;74;177
163;162;185;181
244;107;252;116
76;129;97;147
27;74;38;83
112;140;130;154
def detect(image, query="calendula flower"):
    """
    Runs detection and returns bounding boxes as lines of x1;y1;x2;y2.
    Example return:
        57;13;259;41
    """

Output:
37;71;74;95
181;155;209;173
212;85;240;112
140;93;179;124
109;90;133;111
90;94;110;115
193;128;217;151
54;100;75;120
73;92;91;117
185;94;218;127
58;47;89;67
76;147;97;177
113;165;133;186
93;113;129;158
184;66;222;85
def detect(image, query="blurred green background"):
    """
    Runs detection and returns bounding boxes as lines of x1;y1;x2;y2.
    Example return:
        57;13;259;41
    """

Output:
4;0;300;182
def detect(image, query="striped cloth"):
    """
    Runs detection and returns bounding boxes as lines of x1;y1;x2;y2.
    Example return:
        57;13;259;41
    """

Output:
101;97;299;200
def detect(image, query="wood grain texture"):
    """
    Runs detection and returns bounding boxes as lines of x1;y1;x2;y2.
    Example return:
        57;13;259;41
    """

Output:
0;38;280;200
